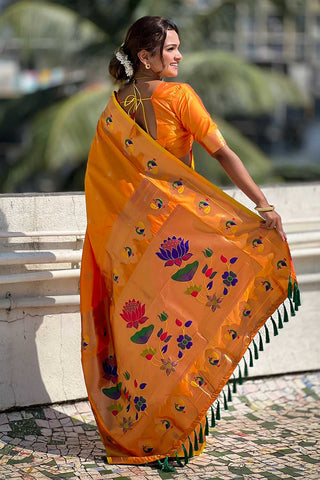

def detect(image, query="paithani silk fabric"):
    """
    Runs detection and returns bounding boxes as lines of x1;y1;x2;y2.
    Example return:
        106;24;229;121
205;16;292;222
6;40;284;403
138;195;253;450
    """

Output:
80;92;297;465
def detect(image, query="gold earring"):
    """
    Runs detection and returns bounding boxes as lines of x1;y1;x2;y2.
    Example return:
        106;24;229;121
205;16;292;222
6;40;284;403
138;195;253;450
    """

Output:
145;63;151;70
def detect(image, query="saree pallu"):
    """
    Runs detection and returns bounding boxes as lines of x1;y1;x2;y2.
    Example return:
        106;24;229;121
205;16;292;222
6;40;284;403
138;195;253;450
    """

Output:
80;92;300;466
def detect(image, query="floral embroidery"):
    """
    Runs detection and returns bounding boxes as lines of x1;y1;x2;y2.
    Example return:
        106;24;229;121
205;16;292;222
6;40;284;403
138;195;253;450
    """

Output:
177;334;193;350
198;199;211;214
120;299;148;329
208;351;220;366
150;198;165;210
119;416;134;433
206;293;223;312
141;347;157;360
147;159;158;174
172;179;184;194
102;355;118;384
112;268;119;283
82;335;89;348
143;444;154;453
160;357;177;376
121;246;135;260
107;403;123;416
125;138;134;149
222;270;238;287
102;382;122;400
134;395;147;412
130;324;154;344
224;329;239;341
135;221;146;236
277;258;287;269
185;284;202;297
174;401;186;413
156;236;193;267
226;219;236;229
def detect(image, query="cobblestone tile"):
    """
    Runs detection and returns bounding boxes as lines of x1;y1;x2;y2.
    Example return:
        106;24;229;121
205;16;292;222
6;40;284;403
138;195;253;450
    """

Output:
0;372;319;480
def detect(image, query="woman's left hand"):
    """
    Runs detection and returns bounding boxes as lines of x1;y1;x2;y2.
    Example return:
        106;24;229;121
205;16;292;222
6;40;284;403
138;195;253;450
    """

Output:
259;210;287;242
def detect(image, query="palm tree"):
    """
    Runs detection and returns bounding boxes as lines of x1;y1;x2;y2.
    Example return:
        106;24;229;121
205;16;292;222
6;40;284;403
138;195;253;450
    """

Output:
0;0;310;192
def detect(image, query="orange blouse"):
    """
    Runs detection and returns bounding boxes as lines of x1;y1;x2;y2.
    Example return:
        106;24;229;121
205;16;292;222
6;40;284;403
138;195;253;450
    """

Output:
150;82;226;161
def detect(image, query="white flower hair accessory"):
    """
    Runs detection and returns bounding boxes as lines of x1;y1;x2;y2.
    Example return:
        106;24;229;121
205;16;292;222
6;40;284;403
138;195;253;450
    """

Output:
115;48;134;79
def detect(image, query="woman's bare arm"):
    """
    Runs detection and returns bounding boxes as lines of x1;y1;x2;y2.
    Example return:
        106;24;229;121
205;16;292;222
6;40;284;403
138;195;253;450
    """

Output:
213;145;287;241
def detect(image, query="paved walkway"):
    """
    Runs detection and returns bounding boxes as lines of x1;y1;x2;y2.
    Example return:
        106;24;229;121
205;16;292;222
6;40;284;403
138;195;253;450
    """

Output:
0;372;319;480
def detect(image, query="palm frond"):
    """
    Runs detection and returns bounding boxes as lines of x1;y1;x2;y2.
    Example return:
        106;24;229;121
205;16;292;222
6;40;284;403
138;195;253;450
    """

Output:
194;116;274;186
0;0;106;63
4;84;112;191
179;51;310;117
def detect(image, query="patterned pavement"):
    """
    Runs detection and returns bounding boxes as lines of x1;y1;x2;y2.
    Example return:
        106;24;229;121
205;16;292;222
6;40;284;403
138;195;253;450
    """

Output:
0;372;319;480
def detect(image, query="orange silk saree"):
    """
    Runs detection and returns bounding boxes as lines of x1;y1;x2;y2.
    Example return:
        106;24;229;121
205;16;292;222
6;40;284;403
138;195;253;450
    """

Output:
80;92;300;467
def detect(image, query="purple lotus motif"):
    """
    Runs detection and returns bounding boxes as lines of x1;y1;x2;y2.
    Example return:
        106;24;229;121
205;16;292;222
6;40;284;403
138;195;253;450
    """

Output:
102;355;118;383
156;236;193;267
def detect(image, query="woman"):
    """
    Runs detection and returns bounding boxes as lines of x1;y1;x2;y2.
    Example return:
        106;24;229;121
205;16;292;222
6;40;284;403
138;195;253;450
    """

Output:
80;16;299;468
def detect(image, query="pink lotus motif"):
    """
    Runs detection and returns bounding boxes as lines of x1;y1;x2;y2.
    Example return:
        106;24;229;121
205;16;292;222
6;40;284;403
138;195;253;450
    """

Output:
120;299;148;329
156;236;193;267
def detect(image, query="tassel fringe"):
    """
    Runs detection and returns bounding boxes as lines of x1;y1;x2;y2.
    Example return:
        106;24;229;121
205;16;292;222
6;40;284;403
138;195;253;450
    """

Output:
194;430;199;451
205;415;209;435
210;406;215;427
157;457;175;472
182;443;188;465
188;436;193;458
206;274;300;446
175;450;184;467
174;276;301;469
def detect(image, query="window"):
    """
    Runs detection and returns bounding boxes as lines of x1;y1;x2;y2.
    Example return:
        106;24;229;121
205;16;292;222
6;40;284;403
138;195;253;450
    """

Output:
267;14;284;33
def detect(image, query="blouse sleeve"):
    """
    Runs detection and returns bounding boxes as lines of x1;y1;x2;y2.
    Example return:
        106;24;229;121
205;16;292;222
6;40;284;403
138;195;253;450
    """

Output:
175;83;226;155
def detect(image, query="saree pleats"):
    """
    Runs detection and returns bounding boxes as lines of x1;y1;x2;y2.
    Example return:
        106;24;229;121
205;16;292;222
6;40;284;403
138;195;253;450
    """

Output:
80;93;298;465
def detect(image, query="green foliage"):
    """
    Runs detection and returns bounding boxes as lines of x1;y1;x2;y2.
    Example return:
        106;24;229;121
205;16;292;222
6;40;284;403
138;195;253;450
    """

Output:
0;1;106;66
193;117;273;186
0;0;313;192
3;84;113;191
179;51;310;118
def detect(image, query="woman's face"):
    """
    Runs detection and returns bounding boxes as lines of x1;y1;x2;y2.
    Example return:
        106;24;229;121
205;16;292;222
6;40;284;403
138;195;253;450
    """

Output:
147;30;183;78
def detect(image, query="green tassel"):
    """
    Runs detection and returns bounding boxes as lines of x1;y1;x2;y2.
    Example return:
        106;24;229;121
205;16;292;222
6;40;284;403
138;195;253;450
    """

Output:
210;406;215;427
238;365;243;385
283;303;289;323
194;430;199;451
293;281;301;310
175;450;184;467
253;339;259;360
264;324;270;343
296;284;301;307
232;375;237;393
243;356;249;377
270;315;279;336
182;443;188;465
223;390;228;410
199;422;204;443
289;297;296;316
248;347;254;367
258;331;264;351
227;381;232;402
158;457;175;472
216;400;221;420
277;309;283;329
288;275;293;298
205;416;209;436
188;436;193;458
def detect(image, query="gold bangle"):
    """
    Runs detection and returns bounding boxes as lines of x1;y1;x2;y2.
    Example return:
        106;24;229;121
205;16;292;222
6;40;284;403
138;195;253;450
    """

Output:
254;205;275;212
